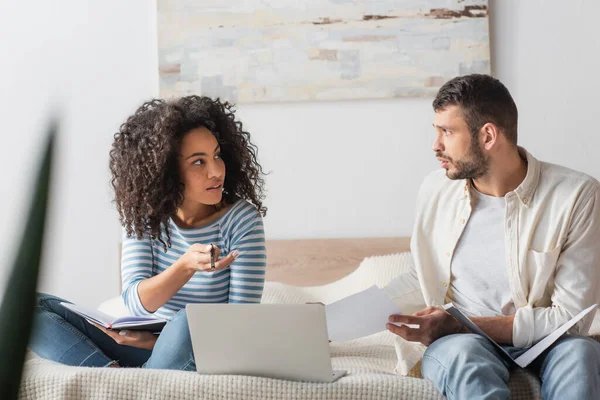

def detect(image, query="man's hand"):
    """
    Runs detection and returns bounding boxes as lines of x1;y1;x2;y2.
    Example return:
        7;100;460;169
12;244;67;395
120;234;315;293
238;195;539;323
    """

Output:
89;321;158;350
386;306;467;346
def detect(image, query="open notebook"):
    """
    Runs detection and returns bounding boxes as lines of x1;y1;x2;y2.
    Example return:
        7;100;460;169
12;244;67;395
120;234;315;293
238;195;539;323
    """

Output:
444;303;597;368
61;302;167;332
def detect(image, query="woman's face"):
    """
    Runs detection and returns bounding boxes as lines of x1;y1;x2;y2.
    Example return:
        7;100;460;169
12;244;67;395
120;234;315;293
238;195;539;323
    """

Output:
178;126;226;206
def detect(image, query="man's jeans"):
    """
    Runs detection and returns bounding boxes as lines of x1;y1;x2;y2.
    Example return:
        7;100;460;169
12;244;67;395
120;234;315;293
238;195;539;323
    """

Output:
422;333;600;400
28;293;196;370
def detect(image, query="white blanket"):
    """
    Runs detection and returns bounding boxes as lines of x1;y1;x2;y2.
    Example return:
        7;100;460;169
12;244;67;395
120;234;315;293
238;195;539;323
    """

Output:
21;253;447;399
20;252;567;399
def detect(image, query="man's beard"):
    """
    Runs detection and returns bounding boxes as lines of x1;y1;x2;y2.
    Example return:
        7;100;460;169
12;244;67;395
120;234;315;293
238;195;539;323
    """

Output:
438;141;489;180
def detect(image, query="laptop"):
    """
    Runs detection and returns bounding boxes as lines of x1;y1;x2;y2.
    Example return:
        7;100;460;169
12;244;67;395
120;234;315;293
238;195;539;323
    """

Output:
186;303;347;383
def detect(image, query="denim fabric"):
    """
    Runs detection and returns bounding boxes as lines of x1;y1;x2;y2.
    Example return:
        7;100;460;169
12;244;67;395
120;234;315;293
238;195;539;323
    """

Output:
422;333;600;400
29;293;195;370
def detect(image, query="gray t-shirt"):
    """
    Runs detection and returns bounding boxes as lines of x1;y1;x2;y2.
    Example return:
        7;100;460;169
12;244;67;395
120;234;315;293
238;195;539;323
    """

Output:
446;189;516;317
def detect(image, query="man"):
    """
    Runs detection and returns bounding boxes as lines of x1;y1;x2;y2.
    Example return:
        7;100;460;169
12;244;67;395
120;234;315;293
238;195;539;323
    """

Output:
385;74;600;399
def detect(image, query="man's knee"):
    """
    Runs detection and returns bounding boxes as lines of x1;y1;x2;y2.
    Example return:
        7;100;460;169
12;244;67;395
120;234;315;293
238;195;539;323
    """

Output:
424;333;491;362
549;335;600;370
539;335;600;399
422;334;491;378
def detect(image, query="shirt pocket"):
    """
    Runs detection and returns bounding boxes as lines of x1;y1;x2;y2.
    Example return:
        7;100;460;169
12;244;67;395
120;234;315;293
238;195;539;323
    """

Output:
526;246;561;302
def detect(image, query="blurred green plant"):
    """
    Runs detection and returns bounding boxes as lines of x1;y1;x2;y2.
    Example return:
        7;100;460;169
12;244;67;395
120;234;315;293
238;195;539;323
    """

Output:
0;123;56;399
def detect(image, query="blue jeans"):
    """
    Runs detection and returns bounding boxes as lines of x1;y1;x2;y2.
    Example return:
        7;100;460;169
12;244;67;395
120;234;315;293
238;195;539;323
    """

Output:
28;293;196;370
422;333;600;400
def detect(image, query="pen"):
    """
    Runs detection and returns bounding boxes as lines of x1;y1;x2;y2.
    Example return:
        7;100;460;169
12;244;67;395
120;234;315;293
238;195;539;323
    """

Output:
210;244;215;271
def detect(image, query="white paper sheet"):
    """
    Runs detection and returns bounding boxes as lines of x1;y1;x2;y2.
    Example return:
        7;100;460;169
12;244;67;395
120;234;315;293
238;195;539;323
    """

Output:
325;285;401;342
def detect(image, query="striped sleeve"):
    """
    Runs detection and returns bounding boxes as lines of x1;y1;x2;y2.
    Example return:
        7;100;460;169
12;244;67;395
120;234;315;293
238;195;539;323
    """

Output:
120;231;155;316
227;207;266;304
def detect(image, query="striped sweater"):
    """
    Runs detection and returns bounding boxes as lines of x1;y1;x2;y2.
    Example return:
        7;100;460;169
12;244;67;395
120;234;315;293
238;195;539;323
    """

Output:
121;200;266;320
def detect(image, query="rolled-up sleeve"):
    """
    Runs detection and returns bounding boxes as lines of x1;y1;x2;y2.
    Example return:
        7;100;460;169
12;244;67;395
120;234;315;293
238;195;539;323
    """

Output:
513;183;600;348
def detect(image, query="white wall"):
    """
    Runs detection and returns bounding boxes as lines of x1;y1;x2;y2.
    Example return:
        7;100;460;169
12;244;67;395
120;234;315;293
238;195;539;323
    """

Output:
489;0;600;174
1;0;598;306
0;0;159;306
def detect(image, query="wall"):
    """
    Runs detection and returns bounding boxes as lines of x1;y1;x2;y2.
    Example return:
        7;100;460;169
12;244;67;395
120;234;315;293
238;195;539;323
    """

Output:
0;0;158;305
0;0;598;306
489;0;600;174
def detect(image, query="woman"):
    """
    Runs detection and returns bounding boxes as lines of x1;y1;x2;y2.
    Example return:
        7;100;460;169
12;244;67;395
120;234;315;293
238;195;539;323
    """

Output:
30;96;267;370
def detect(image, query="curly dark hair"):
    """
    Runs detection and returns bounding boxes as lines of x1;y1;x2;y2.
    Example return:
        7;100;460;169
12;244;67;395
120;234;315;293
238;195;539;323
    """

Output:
109;95;267;250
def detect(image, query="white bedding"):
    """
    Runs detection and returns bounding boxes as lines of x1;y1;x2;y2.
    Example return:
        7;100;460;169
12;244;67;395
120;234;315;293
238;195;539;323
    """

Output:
21;252;575;399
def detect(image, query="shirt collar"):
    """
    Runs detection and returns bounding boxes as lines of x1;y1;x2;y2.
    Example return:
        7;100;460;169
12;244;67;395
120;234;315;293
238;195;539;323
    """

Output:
513;147;540;208
461;147;540;208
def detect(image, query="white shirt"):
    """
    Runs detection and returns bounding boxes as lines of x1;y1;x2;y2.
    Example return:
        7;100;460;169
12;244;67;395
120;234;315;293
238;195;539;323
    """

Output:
387;148;600;361
447;189;516;317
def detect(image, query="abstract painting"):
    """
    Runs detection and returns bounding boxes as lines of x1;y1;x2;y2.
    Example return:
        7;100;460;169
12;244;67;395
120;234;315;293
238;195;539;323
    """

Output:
158;0;490;103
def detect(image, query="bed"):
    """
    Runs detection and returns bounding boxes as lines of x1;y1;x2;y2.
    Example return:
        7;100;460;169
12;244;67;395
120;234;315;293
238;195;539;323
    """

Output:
20;238;597;399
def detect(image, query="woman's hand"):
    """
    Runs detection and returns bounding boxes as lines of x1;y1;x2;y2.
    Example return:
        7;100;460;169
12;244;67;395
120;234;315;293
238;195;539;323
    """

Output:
136;243;239;313
177;243;239;273
89;322;158;350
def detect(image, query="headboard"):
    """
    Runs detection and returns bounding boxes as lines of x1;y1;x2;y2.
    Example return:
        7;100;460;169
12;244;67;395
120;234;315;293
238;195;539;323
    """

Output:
118;237;411;290
266;237;410;286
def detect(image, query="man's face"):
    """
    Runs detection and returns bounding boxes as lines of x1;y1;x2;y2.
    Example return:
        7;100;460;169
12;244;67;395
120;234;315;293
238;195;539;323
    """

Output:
432;105;488;180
